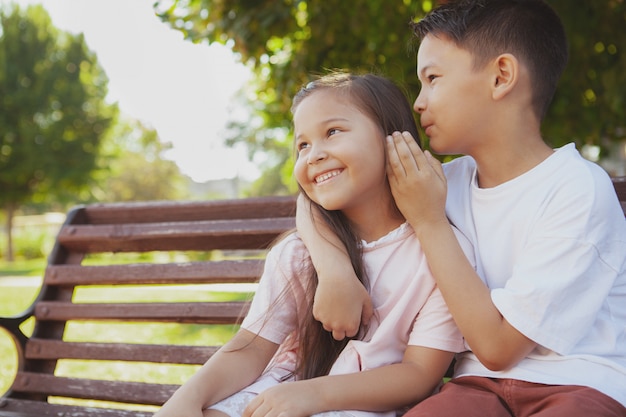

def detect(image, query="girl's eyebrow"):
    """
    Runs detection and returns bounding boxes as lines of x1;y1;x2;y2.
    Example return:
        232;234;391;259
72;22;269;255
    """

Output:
322;117;350;124
294;116;351;140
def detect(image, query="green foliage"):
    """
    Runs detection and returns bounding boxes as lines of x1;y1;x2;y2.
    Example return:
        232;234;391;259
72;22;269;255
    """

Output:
156;0;625;194
92;118;191;202
0;4;118;259
0;4;116;207
546;1;626;152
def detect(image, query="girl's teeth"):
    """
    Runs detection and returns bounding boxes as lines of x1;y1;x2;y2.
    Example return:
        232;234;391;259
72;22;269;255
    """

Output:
316;170;340;183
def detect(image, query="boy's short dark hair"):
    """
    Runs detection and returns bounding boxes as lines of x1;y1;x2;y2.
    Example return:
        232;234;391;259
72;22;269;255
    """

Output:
411;0;568;120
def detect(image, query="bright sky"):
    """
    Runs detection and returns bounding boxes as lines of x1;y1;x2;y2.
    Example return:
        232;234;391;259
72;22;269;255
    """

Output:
1;0;259;182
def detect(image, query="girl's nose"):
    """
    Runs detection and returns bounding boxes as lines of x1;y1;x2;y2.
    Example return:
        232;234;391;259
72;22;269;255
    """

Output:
307;145;328;165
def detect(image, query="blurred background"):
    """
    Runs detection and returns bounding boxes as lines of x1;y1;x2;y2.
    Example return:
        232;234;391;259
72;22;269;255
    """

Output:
0;0;624;262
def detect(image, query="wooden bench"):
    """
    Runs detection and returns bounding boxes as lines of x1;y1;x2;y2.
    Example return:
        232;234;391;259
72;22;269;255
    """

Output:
0;196;295;417
1;177;625;417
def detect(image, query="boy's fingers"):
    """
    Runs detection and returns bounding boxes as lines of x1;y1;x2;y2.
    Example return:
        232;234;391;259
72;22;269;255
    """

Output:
387;131;431;178
425;150;445;181
386;134;406;179
399;131;430;172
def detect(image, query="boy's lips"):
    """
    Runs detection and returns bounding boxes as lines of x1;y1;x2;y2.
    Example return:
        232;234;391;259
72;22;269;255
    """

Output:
422;123;433;136
314;169;343;184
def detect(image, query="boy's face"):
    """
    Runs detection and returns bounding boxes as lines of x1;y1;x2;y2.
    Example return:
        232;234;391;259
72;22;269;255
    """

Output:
414;34;494;155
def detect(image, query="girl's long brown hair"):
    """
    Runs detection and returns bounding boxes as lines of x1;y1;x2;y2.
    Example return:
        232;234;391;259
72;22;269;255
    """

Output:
290;72;421;380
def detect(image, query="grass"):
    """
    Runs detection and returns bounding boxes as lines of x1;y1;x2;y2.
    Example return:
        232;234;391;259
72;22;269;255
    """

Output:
0;258;47;277
0;258;250;411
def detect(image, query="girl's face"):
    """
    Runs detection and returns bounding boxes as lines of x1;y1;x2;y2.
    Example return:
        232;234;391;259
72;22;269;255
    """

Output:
293;89;389;220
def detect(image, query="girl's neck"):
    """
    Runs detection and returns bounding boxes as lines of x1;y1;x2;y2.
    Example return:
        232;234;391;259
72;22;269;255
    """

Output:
347;203;405;243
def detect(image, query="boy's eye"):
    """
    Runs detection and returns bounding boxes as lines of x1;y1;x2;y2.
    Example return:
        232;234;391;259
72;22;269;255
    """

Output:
328;128;340;136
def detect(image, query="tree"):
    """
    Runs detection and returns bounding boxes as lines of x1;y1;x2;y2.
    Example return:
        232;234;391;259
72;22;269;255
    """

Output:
0;4;115;260
156;0;626;194
93;117;191;202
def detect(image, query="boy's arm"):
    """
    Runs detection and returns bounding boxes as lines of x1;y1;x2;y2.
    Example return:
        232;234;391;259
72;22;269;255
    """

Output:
296;194;373;340
386;132;536;371
243;345;453;416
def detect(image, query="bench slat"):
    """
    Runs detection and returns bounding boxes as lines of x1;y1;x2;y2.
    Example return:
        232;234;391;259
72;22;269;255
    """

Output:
34;301;249;324
25;339;215;364
44;260;264;286
12;372;174;406
57;218;295;253
82;196;296;225
0;398;152;417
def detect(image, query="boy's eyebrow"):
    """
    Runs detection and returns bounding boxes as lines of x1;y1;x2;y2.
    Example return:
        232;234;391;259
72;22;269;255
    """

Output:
417;64;432;81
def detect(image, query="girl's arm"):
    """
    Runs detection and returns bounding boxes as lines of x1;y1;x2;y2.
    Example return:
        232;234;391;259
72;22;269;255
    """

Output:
243;345;453;417
296;194;373;340
154;329;278;417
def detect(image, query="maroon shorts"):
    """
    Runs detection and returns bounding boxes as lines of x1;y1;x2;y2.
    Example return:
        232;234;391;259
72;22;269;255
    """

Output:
404;376;626;417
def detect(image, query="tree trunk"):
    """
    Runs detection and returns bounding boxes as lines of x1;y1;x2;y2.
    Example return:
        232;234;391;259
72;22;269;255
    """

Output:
6;203;15;262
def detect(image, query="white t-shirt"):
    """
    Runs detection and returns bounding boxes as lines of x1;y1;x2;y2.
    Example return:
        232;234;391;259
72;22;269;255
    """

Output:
444;143;626;406
241;223;474;417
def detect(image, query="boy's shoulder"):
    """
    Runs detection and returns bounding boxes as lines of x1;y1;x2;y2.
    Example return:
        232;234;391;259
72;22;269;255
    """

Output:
442;144;619;213
442;143;610;189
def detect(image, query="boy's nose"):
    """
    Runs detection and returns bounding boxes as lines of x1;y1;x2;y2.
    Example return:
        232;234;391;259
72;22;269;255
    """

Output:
413;95;425;114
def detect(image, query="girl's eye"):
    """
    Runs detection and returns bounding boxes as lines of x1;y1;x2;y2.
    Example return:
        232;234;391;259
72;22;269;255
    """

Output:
427;74;438;82
297;141;310;152
328;128;340;137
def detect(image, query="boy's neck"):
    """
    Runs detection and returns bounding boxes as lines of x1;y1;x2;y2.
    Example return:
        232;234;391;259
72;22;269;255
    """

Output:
473;136;554;189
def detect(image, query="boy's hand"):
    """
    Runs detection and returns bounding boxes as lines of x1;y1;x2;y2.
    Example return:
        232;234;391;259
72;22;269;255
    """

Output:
314;272;373;340
386;131;448;232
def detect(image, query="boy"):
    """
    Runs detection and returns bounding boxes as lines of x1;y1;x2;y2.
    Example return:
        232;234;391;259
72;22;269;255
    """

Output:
297;0;626;415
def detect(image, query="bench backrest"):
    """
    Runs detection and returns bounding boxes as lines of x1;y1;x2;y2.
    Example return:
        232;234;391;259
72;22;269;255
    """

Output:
2;195;295;416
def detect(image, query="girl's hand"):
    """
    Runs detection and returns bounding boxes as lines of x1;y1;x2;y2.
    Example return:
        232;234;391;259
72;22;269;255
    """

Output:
386;132;448;234
314;271;373;340
296;194;373;340
243;381;319;417
152;400;204;417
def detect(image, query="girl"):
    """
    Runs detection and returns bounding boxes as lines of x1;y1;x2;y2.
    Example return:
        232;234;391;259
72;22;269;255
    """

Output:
153;72;474;417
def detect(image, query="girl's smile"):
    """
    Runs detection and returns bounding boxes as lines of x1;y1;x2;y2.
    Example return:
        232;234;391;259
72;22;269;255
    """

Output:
314;169;344;185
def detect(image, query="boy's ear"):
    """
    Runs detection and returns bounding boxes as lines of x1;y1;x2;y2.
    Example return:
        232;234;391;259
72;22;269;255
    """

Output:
491;53;518;100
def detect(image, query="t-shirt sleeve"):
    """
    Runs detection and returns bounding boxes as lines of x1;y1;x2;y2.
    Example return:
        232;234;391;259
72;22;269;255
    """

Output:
409;286;466;353
491;182;626;355
241;234;310;344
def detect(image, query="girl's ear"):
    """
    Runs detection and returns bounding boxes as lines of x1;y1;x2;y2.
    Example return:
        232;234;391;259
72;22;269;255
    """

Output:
491;53;518;100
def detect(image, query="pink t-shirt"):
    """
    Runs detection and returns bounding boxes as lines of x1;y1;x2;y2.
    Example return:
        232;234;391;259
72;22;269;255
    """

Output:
241;223;473;404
